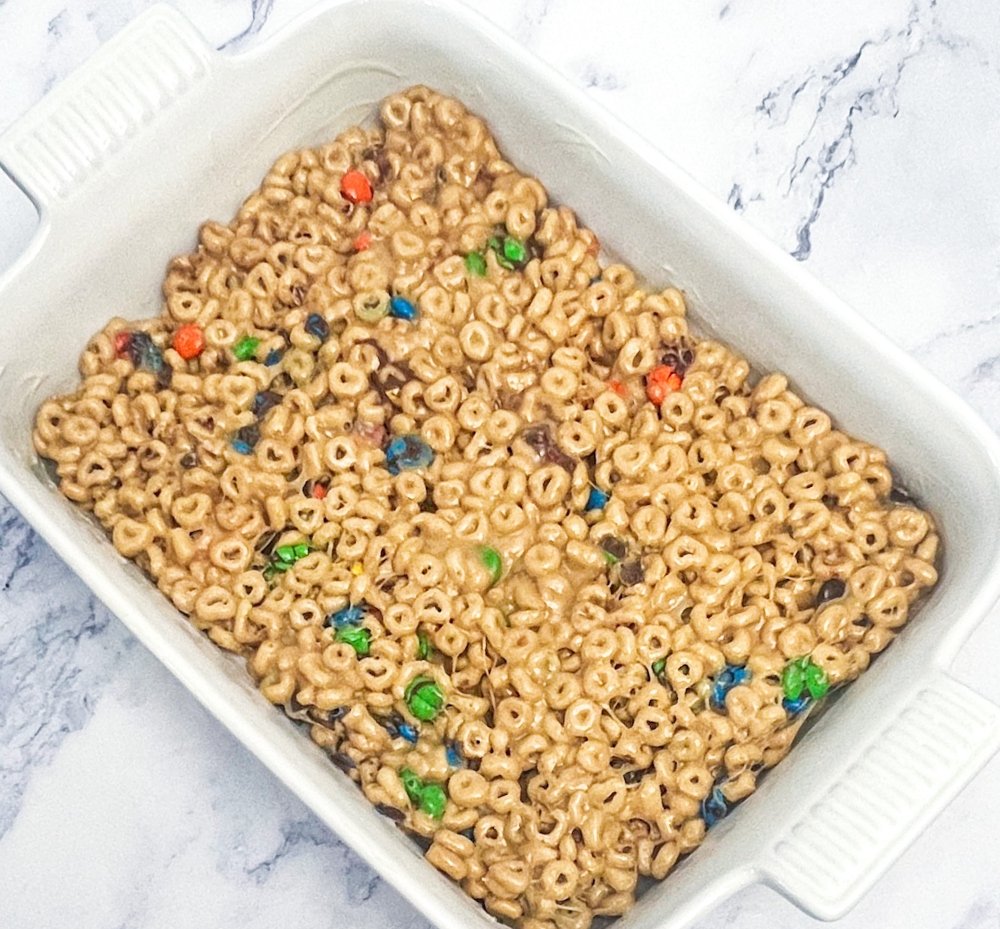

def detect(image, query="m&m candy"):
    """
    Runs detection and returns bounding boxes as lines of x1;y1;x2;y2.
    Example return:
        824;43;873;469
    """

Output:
341;169;373;204
389;296;418;321
172;324;204;360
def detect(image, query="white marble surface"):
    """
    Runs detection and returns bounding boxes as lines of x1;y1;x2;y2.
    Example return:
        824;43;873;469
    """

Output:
1;1;999;927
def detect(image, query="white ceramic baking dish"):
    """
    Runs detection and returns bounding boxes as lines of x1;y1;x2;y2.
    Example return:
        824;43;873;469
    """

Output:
2;2;999;926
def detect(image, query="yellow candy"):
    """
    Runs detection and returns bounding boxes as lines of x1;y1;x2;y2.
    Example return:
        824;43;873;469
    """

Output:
351;562;364;576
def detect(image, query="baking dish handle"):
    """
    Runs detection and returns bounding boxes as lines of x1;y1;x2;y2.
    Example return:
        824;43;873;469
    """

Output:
0;3;214;213
759;670;1000;920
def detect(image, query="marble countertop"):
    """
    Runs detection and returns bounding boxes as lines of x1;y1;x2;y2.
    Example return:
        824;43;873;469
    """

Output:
1;1;998;927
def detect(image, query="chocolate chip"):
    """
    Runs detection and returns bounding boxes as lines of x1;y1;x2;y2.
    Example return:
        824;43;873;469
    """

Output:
179;452;198;469
547;446;576;473
620;560;645;586
252;390;282;418
522;423;577;471
234;423;261;449
330;751;357;773
375;804;406;823
817;578;846;605
361;145;392;181
600;537;627;561
661;338;695;375
522;424;553;456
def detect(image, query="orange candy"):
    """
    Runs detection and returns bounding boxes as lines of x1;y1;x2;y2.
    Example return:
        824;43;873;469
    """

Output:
341;169;373;204
646;365;682;405
607;379;629;397
353;230;372;252
172;323;205;360
312;483;328;500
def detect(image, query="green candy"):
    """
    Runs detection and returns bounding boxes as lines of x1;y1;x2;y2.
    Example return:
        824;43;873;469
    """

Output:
419;783;447;819
464;252;487;277
782;659;807;701
783;657;829;701
399;769;447;819
233;335;260;361
502;236;526;264
400;768;424;805
478;545;503;586
602;549;620;566
265;540;311;582
804;661;830;699
337;625;371;657
487;235;514;269
651;658;666;678
406;675;444;721
417;631;432;661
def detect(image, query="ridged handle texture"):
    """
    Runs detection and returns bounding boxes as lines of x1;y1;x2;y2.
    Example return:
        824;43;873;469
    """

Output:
0;4;211;205
762;672;1000;919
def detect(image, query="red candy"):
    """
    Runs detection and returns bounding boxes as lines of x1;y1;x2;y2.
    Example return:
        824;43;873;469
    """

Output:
353;230;373;252
312;483;328;500
114;331;132;357
646;365;683;405
172;323;205;360
341;169;373;204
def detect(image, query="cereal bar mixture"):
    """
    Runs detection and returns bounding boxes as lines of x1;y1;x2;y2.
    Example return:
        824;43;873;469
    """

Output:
33;86;940;928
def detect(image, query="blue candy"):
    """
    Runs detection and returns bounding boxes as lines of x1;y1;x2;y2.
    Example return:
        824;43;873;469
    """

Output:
128;332;164;372
305;313;330;340
231;439;253;455
385;434;435;475
264;348;283;366
389;296;418;321
328;604;365;628
701;785;728;828
710;682;728;712
783;694;810;715
446;741;463;768
710;664;751;712
398;722;419;744
585;487;609;512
